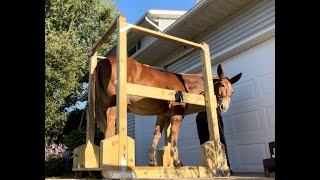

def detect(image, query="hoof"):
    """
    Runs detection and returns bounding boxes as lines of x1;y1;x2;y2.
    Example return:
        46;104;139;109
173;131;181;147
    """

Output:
148;160;157;166
173;160;183;167
221;170;230;176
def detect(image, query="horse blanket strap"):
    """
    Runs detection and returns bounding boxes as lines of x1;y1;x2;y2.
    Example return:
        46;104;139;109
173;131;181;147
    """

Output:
175;91;183;103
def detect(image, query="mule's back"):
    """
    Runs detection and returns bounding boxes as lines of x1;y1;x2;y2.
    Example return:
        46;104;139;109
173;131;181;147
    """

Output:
93;56;188;116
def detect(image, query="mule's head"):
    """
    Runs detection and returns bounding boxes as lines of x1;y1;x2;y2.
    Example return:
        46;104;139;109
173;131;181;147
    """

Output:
213;64;242;113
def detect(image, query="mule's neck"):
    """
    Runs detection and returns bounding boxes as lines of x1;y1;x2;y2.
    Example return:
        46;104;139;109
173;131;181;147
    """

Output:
179;73;219;95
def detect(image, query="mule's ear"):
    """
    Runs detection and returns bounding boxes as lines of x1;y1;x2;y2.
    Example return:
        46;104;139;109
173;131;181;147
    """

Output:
229;73;242;84
217;64;225;78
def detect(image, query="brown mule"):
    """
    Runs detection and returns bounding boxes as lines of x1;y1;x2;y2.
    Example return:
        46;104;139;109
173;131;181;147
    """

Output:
92;56;242;167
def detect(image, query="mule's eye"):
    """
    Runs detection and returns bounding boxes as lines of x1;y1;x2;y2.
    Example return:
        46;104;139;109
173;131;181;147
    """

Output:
221;84;225;87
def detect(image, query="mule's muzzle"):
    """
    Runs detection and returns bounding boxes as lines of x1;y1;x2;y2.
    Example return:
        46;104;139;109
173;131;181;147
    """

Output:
217;99;229;113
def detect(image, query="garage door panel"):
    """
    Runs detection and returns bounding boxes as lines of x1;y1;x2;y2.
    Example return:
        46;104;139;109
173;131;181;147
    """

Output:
179;149;202;166
265;106;275;128
222;116;234;135
142;132;167;152
232;128;274;145
226;146;236;165
142;116;157;134
224;135;236;145
177;141;200;152
142;131;155;150
158;135;166;148
180;114;197;125
223;50;274;80
236;165;264;172
179;123;199;140
142;152;149;165
235;143;266;172
230;79;256;103
236;143;267;164
259;72;274;95
177;122;202;153
226;94;274;116
233;110;261;133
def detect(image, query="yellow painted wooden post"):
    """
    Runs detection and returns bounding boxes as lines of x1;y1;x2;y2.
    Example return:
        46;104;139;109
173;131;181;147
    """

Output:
200;43;220;170
199;43;229;174
72;51;99;169
199;43;219;143
87;51;97;143
116;14;128;171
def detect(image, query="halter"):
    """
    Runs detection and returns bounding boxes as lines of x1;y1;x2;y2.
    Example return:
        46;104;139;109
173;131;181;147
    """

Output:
216;94;231;99
199;79;232;99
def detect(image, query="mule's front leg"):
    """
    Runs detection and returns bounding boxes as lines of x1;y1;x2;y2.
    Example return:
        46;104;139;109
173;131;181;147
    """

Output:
170;105;185;167
148;115;167;166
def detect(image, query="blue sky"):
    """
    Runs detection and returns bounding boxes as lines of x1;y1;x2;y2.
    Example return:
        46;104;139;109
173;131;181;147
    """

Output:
111;0;197;24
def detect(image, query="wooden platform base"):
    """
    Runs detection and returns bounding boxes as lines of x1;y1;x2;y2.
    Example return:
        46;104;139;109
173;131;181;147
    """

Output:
73;166;230;179
73;142;99;169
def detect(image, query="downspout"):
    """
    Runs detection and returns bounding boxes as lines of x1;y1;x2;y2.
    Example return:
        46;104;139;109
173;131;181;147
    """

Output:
145;16;163;32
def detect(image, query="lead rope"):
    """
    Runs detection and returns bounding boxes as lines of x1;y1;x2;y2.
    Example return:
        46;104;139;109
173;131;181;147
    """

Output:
78;107;87;133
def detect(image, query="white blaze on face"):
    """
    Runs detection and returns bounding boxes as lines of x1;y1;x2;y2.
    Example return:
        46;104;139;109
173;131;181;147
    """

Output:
220;99;229;113
218;81;232;113
217;97;229;113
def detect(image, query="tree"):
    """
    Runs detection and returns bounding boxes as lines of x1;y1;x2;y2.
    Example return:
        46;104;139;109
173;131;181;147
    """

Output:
45;0;118;142
60;108;104;152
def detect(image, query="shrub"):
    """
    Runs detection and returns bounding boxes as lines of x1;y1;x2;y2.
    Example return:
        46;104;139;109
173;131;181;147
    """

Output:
62;127;86;151
62;126;105;152
45;142;70;161
45;143;71;177
45;156;69;177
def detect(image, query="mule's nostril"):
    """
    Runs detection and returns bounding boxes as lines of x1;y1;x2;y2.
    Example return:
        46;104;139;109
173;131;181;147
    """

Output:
220;104;224;109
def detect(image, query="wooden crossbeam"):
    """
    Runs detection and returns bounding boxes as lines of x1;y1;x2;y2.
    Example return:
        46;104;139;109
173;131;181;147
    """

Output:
97;55;107;59
127;24;203;49
164;48;198;70
80;82;206;105
91;19;117;56
127;83;206;106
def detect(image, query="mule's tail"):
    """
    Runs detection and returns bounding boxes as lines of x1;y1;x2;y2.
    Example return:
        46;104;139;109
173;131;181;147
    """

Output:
92;59;111;135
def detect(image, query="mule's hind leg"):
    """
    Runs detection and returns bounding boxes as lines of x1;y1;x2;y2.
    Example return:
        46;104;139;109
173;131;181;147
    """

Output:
170;105;185;167
104;106;116;138
148;115;167;166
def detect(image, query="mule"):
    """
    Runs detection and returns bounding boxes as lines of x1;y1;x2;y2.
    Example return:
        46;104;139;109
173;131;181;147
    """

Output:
91;56;242;167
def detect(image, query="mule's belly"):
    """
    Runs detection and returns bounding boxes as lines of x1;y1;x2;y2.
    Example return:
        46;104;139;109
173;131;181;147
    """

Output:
127;95;169;115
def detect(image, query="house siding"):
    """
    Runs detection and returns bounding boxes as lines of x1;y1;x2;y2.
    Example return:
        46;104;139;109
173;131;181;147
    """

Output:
159;18;179;30
162;0;274;73
127;113;135;139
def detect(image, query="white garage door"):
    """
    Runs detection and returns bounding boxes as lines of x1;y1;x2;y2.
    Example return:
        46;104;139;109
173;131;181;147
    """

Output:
134;37;275;172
